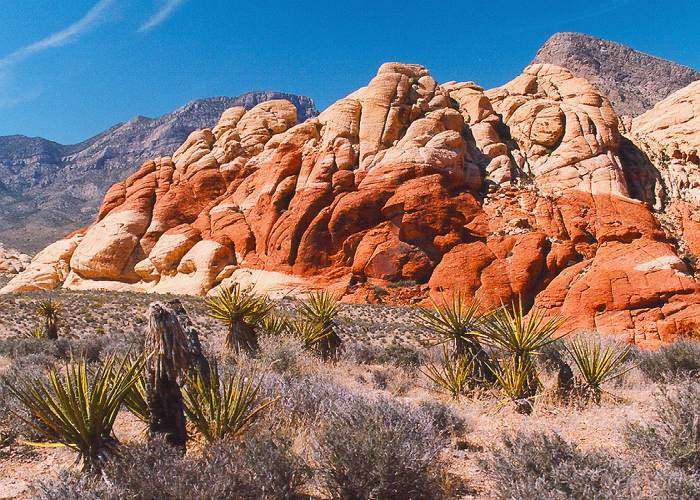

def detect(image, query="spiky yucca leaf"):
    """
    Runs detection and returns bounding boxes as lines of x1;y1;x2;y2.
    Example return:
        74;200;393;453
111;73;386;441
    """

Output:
36;299;61;320
183;363;274;442
291;320;331;352
261;312;293;336
297;290;339;326
118;357;149;424
36;298;62;339
490;357;539;414
421;346;482;400
566;337;633;403
417;292;493;381
6;354;142;471
297;290;342;361
205;284;273;353
480;299;563;359
21;325;45;339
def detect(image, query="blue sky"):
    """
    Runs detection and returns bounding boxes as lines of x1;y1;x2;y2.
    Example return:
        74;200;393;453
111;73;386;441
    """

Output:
0;0;697;144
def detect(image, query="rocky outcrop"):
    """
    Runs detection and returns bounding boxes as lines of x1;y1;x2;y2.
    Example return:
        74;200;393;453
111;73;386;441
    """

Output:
533;32;700;117
0;92;317;253
4;63;700;347
0;244;31;274
624;80;700;261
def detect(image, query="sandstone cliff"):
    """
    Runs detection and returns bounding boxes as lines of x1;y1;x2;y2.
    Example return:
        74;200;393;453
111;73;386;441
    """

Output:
4;62;699;347
0;92;317;252
533;32;700;117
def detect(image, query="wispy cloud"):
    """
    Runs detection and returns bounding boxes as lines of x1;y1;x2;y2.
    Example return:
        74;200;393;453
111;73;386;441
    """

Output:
139;0;188;33
0;0;116;70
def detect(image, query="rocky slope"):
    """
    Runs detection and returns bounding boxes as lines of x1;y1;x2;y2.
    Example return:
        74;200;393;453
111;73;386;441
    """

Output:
0;92;317;252
4;62;700;347
533;32;700;117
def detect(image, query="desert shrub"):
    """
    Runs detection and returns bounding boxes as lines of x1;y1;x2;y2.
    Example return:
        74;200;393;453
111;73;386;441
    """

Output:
642;467;700;499
36;434;311;500
0;336;59;359
313;393;444;499
259;373;353;426
0;354;54;439
482;431;640;499
536;339;569;372
343;341;384;364
625;381;700;472
54;336;109;363
379;343;423;368
636;339;700;381
416;399;469;437
257;334;315;374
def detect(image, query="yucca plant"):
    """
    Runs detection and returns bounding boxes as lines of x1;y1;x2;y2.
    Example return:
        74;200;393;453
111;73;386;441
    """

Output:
566;337;633;404
119;358;149;424
421;346;481;400
205;284;273;353
490;357;539;415
417;292;493;381
21;325;45;339
182;363;274;442
297;290;343;361
261;312;293;336
6;354;143;471
291;320;331;353
36;298;62;339
480;299;563;396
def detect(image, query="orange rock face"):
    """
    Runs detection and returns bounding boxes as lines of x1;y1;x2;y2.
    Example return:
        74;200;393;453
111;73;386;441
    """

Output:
4;63;700;346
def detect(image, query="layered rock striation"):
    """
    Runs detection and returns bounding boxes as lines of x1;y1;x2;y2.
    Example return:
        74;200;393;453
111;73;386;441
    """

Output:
4;63;700;346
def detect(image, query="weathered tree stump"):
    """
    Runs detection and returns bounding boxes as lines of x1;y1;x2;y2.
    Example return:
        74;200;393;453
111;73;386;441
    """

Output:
144;299;210;451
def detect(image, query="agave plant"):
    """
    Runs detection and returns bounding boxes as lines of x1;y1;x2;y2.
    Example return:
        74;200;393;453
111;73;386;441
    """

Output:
417;292;493;381
490;357;539;415
205;284;273;353
566;337;633;404
36;298;62;339
6;354;142;471
421;346;482;400
182;363;274;442
297;290;342;361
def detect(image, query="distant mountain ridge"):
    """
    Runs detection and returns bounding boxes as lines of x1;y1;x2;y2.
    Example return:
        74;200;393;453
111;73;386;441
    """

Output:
0;92;318;252
533;32;700;116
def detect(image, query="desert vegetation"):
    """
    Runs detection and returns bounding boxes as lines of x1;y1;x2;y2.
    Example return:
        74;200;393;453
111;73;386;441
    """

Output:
0;280;699;498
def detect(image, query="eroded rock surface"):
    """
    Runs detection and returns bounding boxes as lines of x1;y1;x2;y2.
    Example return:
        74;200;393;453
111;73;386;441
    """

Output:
4;63;700;346
0;244;31;274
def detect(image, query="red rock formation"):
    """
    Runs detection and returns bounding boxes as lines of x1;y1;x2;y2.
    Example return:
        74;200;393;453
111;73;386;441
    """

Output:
4;62;700;346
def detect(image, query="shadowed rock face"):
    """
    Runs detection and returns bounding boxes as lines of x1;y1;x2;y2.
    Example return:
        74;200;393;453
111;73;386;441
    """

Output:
0;92;317;253
533;32;700;117
5;62;700;347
